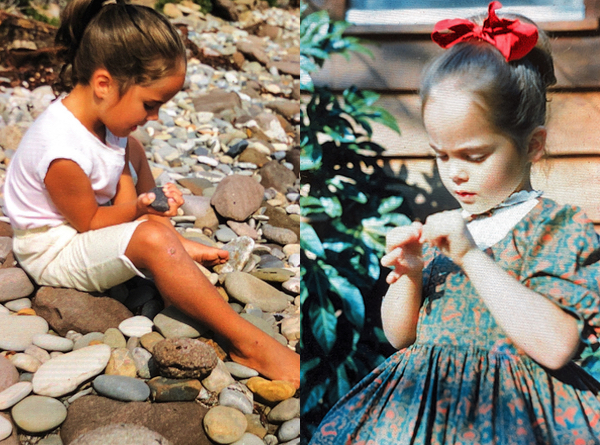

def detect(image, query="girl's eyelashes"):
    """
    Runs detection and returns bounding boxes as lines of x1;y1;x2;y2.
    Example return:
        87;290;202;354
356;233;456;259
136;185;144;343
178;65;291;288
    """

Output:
433;151;488;163
466;154;487;162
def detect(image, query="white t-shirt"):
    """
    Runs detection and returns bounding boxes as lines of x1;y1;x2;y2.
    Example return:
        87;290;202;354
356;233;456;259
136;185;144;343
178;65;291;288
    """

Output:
4;98;127;230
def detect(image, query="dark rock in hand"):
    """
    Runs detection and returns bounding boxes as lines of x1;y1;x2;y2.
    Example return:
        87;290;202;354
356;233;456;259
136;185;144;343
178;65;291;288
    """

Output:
149;187;169;212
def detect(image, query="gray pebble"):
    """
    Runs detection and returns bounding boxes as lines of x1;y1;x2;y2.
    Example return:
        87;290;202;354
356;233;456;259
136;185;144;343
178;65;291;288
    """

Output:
277;418;300;442
268;398;300;422
224;362;258;379
219;383;253;414
92;375;150;402
73;332;105;350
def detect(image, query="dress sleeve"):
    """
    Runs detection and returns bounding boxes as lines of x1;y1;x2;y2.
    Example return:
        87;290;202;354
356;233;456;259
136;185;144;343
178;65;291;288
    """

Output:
519;204;600;349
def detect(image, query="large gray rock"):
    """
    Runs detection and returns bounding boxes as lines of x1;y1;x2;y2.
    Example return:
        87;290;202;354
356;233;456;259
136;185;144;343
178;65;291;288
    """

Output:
70;423;172;445
32;287;133;336
224;271;290;312
60;396;210;445
210;175;265;222
0;268;34;303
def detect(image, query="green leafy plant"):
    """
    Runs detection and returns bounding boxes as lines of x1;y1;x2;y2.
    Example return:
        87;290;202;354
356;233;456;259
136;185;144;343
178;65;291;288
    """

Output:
300;3;410;441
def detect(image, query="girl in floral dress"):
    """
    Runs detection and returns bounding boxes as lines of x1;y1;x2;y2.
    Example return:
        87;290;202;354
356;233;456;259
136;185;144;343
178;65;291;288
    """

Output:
309;2;600;444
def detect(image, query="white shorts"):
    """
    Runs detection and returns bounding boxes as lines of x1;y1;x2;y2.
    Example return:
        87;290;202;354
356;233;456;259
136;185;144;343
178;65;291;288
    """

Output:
13;221;147;293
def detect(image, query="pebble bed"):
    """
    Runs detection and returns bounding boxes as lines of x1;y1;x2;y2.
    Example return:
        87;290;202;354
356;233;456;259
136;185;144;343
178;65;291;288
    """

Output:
0;3;300;445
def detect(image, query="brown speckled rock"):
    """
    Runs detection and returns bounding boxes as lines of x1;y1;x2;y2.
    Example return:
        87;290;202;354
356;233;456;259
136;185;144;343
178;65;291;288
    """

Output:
210;175;265;222
153;338;218;379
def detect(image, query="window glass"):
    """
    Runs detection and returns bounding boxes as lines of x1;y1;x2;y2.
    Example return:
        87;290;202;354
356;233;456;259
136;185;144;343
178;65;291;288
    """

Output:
346;0;585;25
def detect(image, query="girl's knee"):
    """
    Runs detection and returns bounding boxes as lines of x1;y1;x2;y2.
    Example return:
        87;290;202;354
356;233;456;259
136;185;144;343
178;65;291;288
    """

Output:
131;220;178;251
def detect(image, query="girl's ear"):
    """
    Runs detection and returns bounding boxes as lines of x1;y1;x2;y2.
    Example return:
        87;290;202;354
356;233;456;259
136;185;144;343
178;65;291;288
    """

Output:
90;68;114;100
527;126;546;163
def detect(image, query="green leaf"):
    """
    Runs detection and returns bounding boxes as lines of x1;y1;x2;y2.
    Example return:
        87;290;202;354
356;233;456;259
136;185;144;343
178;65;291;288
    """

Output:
310;302;337;353
320;196;343;218
329;274;365;330
371;107;401;134
335;364;351;400
301;378;329;415
378;196;405;214
300;357;321;384
301;222;325;258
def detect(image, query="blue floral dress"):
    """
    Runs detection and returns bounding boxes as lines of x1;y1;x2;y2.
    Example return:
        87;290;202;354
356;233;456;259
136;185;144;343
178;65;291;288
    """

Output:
310;199;600;445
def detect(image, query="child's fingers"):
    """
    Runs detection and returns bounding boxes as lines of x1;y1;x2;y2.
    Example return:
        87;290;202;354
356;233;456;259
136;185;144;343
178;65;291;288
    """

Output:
386;222;423;253
140;192;155;206
162;183;184;208
381;248;402;268
386;270;400;285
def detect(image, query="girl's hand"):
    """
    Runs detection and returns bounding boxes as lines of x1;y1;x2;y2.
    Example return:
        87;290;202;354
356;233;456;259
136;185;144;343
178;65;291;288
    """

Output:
421;210;477;266
137;183;183;218
381;222;424;284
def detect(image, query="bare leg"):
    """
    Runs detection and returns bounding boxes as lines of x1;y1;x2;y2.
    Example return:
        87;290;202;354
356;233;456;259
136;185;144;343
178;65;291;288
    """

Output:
140;214;229;267
125;220;299;387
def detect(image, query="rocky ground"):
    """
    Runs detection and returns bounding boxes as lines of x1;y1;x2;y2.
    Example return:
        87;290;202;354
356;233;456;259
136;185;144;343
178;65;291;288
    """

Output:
0;2;300;444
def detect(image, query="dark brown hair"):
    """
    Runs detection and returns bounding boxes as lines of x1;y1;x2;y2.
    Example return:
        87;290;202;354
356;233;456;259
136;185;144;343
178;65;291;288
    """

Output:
55;0;186;94
421;14;556;152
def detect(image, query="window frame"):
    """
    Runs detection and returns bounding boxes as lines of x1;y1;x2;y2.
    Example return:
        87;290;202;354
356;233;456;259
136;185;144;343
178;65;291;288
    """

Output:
312;0;600;33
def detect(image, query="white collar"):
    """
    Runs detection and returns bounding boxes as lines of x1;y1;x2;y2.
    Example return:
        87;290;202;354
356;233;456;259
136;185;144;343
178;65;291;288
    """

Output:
462;190;542;250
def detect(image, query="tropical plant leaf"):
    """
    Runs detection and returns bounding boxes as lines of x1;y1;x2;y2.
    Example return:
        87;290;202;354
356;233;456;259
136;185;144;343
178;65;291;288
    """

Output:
301;222;325;258
329;273;365;330
378;196;405;214
310;301;337;354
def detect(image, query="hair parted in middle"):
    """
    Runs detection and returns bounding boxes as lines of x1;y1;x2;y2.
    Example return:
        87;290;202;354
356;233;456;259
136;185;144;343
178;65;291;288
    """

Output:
421;2;556;153
55;0;186;94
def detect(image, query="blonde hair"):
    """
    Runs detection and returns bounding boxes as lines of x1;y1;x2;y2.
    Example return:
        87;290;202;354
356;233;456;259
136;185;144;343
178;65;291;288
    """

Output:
55;0;186;94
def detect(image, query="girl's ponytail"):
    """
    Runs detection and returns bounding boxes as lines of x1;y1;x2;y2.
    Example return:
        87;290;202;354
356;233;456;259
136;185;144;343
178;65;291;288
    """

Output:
55;0;105;92
54;0;185;95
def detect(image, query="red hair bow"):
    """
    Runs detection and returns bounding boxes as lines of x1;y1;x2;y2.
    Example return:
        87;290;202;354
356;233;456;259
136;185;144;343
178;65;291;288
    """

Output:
431;1;538;62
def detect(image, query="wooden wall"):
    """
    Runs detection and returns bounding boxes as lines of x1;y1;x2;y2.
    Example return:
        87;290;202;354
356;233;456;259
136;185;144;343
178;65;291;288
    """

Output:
311;18;600;230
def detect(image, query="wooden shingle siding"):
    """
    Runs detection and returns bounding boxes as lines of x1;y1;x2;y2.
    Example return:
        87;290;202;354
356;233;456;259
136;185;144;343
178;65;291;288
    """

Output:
312;32;600;92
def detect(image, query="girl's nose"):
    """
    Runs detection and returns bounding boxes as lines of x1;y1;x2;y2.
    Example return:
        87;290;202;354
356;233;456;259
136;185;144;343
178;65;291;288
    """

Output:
449;161;468;183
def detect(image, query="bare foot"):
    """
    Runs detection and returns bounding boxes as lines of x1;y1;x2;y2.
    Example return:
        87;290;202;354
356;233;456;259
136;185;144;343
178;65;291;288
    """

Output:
184;241;229;267
229;336;300;389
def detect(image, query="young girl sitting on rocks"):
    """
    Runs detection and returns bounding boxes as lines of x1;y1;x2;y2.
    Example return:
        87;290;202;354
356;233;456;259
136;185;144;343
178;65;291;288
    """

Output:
3;0;299;387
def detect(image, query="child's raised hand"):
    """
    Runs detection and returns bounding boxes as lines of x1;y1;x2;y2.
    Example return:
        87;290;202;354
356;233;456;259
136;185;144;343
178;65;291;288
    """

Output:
381;222;424;284
421;210;477;266
137;183;184;217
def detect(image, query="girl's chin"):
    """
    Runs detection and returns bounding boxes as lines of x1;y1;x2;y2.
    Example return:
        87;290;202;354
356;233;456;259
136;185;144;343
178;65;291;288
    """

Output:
460;203;496;216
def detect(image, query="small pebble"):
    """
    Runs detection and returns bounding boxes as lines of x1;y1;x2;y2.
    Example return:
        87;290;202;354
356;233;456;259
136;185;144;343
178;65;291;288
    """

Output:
118;316;154;338
92;374;150;402
277;418;300;442
224;361;259;379
32;333;74;352
11;395;67;433
203;405;247;444
0;381;32;410
0;415;12;441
